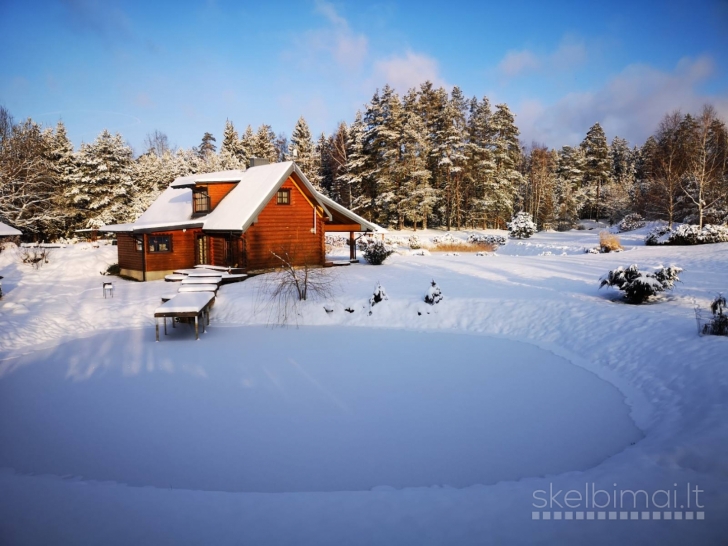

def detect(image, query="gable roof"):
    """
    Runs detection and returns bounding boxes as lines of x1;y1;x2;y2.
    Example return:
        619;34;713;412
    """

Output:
0;221;22;236
100;161;383;234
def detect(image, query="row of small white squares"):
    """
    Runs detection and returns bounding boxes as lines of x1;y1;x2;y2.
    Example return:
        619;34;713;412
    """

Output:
533;512;705;520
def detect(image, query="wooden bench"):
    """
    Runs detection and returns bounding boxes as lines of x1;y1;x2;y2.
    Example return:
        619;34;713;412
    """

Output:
154;292;215;341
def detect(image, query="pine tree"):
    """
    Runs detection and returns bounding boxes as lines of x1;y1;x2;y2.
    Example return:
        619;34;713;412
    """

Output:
197;132;217;157
464;96;495;228
487;104;523;228
250;124;278;163
580;122;612;220
289;116;318;184
555;145;584;229
220;120;245;168
71;130;135;228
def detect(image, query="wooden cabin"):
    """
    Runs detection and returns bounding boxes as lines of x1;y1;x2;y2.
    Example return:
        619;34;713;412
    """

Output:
101;160;382;281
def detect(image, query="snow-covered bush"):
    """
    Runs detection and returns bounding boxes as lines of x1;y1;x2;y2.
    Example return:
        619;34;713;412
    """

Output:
599;232;623;253
599;264;682;304
408;235;422;249
384;235;406;246
431;233;457;245
646;224;728;245
424;280;443;305
369;282;388;311
467;234;506;248
618;213;646;232
357;236;375;251
698;294;728;336
363;241;395;265
507;212;537;239
324;235;348;248
18;246;51;269
696;294;728;336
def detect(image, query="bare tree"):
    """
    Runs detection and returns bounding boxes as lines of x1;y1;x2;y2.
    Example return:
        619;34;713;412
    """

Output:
143;130;170;157
256;244;338;326
679;105;728;228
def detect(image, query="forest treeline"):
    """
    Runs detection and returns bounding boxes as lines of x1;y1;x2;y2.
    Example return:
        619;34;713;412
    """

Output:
1;81;726;240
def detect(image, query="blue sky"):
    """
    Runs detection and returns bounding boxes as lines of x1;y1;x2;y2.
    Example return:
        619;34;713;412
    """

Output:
1;0;727;153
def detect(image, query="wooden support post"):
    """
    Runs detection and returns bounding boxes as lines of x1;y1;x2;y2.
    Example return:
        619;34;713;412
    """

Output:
195;316;199;340
155;319;159;342
349;231;356;261
164;317;167;335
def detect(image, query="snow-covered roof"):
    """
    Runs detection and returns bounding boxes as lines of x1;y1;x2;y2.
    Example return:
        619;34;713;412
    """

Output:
315;193;387;233
0;221;22;236
99;162;384;234
170;170;246;188
204;162;333;232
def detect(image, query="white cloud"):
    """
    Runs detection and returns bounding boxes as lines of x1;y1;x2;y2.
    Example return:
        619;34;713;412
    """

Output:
498;50;540;77
371;51;448;93
295;0;368;73
498;36;587;78
515;56;728;148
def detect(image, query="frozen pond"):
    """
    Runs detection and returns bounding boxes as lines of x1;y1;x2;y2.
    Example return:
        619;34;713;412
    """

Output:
0;326;642;492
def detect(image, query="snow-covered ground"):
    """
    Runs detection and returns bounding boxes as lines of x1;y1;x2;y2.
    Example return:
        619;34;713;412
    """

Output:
0;228;727;545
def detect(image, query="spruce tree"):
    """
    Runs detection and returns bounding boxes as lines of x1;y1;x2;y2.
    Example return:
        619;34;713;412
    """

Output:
289;116;318;184
71;130;134;228
580;122;612;220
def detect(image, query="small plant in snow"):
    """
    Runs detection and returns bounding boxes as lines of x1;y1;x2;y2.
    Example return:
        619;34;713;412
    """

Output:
424;280;443;305
431;232;457;245
408;235;422;249
508;212;536;239
18;246;51;269
599;264;682;304
618;213;646;232
368;282;388;315
696;294;728;336
363;241;395;265
646;224;728;246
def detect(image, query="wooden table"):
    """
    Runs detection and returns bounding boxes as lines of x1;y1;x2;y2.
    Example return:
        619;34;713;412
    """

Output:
153;292;215;341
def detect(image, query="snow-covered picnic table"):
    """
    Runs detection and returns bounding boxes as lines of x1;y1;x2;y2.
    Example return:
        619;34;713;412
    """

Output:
154;292;215;341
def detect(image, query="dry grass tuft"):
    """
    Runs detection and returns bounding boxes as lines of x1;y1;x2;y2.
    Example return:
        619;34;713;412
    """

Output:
428;242;496;253
599;231;623;253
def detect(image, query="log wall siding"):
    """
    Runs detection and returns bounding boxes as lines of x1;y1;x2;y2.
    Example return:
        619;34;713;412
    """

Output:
243;178;324;270
117;233;143;271
144;229;199;272
206;183;238;210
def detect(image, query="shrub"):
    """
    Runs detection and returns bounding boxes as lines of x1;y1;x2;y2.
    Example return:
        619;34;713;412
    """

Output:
599;232;623;253
431;233;457;245
467;233;507;248
368;282;388;314
699;295;728;336
104;263;121;276
599;264;682;304
618;213;646;232
408;235;422;249
363;241;395;265
424;280;443;305
646;224;728;245
508;212;537;239
325;235;348;248
18;246;51;269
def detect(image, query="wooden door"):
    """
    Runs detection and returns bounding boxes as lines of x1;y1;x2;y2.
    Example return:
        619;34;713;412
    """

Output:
195;235;209;265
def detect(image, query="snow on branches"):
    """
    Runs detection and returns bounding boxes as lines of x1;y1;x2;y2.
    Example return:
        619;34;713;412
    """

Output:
424;280;443;305
600;264;682;304
507;212;536;239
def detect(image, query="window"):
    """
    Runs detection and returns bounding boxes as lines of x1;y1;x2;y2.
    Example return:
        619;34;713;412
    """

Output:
193;186;210;214
277;189;290;205
148;235;172;253
136;238;143;252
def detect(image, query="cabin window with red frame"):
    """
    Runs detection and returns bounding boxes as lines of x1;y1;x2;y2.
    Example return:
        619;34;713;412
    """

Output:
148;235;172;252
276;189;290;205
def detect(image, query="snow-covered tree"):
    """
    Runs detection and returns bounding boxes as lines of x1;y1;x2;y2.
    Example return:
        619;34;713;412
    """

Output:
580;122;612;219
197;132;217;157
288;116;319;185
424;280;443;304
507;211;537;238
70;130;135;228
250;124;278;163
487;104;523;228
220;120;246;168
